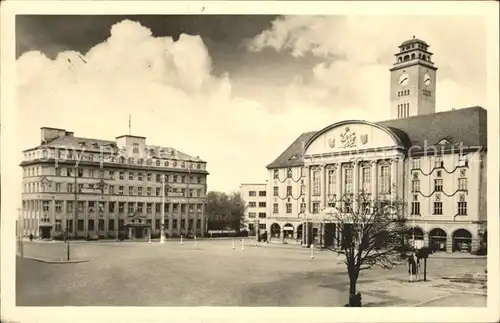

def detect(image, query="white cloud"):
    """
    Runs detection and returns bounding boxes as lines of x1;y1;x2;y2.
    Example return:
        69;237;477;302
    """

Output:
15;16;489;198
16;19;335;194
249;15;487;118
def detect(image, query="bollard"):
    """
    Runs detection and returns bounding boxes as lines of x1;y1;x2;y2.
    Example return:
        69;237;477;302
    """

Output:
241;238;245;251
310;244;314;259
232;239;235;250
194;236;197;247
180;235;183;245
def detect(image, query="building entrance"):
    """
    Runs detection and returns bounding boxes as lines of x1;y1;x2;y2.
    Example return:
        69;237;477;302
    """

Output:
40;226;52;239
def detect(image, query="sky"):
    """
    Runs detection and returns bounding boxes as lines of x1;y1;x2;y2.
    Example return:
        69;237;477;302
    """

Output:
15;14;488;194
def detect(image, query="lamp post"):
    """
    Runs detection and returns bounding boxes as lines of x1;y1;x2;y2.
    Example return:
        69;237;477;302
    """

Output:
96;177;106;238
17;208;23;257
160;174;166;244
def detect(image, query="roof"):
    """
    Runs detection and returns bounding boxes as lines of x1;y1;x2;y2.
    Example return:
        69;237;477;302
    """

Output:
266;131;317;169
26;135;205;162
266;107;487;169
400;37;429;47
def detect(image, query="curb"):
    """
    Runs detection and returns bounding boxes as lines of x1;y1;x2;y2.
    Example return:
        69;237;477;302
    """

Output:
22;256;89;264
409;294;452;307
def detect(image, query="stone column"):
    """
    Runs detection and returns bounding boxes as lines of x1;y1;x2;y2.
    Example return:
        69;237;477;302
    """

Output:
200;203;206;237
193;208;198;237
446;234;453;253
336;164;342;200
371;160;378;198
86;201;91;236
353;160;359;212
390;158;398;202
168;203;174;236
176;203;181;234
320;165;326;208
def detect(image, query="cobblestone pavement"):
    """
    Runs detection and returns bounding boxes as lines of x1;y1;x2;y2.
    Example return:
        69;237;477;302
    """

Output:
16;241;487;307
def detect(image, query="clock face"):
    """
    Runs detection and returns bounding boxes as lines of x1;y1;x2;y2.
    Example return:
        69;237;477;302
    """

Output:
399;73;409;86
424;73;432;86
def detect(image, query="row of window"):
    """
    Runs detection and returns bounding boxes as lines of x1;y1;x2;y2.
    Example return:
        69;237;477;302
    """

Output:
23;201;204;214
310;166;391;196
26;149;203;170
411;201;467;215
398;90;410;97
411;178;468;192
398;103;410;118
24;182;206;197
248;190;267;197
411;156;467;170
273;168;295;180
23;218;202;232
247;212;267;219
25;167;205;184
248;202;267;208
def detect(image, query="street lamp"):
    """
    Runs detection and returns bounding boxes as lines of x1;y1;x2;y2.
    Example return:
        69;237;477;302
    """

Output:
96;177;106;237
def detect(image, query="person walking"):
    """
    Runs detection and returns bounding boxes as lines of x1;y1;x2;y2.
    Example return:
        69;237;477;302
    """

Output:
408;252;418;282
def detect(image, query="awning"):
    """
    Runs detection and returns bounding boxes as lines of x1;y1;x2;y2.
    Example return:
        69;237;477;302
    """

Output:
38;223;53;227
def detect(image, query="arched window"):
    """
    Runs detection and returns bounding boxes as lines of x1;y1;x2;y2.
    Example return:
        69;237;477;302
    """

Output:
398;57;402;63
411;53;415;59
156;160;160;166
404;55;410;61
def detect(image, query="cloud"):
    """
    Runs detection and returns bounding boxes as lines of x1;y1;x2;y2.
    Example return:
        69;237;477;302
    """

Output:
16;19;335;193
248;15;487;117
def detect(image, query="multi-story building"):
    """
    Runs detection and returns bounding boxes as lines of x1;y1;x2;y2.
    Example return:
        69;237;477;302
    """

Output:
20;128;209;240
240;183;267;235
264;37;487;253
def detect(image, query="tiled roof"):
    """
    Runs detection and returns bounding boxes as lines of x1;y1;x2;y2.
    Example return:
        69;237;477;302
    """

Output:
266;106;487;169
378;106;487;148
30;135;204;162
266;131;317;169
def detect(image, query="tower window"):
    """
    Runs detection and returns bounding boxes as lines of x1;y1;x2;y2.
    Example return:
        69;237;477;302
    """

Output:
404;55;409;61
411;53;415;59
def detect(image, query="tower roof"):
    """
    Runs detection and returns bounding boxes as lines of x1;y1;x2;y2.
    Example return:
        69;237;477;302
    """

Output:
400;36;429;47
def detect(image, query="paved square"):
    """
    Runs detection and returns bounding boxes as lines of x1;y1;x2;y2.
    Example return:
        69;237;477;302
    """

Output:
17;240;487;306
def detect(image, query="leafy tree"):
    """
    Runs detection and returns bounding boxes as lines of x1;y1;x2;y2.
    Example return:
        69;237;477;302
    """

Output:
207;191;246;230
324;190;409;307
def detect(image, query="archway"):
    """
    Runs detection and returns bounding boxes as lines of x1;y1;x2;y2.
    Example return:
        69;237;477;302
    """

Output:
452;229;472;252
429;228;447;252
270;223;281;238
408;227;425;249
283;223;294;239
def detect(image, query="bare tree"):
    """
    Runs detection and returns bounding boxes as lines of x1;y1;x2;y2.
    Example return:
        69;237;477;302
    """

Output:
324;189;409;307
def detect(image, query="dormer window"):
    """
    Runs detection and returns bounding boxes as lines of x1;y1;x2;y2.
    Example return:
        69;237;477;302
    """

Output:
165;161;169;167
434;156;444;168
437;138;451;145
128;157;134;164
132;143;139;154
156;160;160;166
289;155;298;160
160;149;165;157
196;163;201;169
79;142;86;147
181;162;186;168
171;150;175;156
92;143;99;149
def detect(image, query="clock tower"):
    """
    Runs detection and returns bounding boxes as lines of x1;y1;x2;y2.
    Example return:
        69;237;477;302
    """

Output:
390;36;437;119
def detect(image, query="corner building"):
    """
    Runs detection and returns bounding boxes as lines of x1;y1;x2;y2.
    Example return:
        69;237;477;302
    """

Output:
264;38;487;253
20;128;209;240
240;183;268;234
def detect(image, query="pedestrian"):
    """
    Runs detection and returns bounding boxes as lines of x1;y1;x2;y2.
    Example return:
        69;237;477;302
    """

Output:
408;252;417;282
29;233;33;241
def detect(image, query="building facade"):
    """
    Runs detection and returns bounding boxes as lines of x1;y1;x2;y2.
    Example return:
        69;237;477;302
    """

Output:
263;38;487;253
20;128;209;240
240;183;268;234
